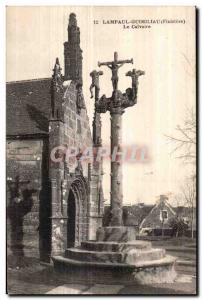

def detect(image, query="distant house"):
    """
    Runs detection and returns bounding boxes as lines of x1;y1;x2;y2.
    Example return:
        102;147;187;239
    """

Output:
103;195;175;233
123;204;154;229
103;195;196;237
103;203;154;229
140;195;176;235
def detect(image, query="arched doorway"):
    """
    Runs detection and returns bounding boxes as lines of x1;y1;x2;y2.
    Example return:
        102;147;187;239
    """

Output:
67;189;76;248
66;175;89;248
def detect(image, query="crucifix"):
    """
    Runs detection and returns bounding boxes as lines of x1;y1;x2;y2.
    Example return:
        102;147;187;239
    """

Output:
126;68;145;88
91;52;144;226
98;52;133;91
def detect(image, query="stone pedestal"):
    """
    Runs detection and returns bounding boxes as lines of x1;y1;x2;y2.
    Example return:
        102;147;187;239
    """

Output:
52;226;177;284
96;226;136;242
52;54;177;285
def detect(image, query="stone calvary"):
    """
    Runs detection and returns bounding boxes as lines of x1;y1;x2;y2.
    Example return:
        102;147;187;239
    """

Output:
53;44;177;283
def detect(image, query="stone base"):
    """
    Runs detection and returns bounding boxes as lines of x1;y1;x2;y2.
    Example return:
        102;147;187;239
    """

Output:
52;255;177;284
52;226;177;284
81;240;151;251
65;246;165;264
96;226;136;242
133;264;177;284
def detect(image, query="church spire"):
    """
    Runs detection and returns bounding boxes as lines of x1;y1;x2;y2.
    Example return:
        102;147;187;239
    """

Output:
64;13;83;84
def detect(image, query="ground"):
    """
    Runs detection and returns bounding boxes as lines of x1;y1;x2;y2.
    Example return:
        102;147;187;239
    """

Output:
7;238;197;295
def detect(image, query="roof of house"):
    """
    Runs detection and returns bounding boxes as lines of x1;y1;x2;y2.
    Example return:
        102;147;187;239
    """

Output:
123;204;154;226
103;204;154;226
140;197;176;228
104;201;196;228
6;78;51;136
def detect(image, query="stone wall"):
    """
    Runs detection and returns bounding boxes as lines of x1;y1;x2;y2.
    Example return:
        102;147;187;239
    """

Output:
49;80;94;255
63;82;93;240
63;82;104;240
7;139;50;259
63;81;92;175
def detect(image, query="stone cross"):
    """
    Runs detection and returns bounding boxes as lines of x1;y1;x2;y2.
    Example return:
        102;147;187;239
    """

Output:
91;53;144;227
98;52;133;91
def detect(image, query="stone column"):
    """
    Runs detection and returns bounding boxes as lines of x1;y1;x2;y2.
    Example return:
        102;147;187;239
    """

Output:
93;54;144;240
49;119;65;256
110;107;123;226
50;178;64;256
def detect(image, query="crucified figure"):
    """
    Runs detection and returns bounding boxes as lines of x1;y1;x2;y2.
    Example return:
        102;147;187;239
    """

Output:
98;52;133;91
89;70;103;99
126;68;145;90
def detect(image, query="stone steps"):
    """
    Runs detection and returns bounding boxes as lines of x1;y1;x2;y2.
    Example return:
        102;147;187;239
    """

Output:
96;226;136;242
65;248;123;263
65;247;166;264
53;254;176;269
52;227;177;284
81;240;151;252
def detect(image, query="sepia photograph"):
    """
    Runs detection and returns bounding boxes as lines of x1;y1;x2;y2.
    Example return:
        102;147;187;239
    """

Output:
6;5;197;295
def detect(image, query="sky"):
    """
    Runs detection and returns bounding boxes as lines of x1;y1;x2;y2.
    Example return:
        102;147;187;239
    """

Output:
6;6;196;205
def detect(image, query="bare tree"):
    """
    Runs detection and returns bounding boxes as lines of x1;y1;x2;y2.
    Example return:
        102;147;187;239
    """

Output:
165;107;196;238
180;176;196;239
165;107;196;165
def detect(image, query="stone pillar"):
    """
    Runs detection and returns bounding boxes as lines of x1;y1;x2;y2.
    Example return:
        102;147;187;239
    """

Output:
93;112;102;146
88;79;105;239
92;54;144;240
110;107;123;226
50;178;65;256
49;152;67;256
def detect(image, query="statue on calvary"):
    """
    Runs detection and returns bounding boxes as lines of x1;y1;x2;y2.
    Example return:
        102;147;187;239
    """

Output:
98;52;133;91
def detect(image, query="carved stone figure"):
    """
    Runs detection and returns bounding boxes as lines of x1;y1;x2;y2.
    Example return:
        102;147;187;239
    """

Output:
51;58;64;120
126;68;145;93
98;52;133;91
75;149;83;176
52;58;63;91
76;83;85;114
91;54;144;226
89;70;103;99
95;94;109;113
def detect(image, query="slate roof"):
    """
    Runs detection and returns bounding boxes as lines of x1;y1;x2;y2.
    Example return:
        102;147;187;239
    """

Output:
6;78;52;136
103;204;154;226
123;205;154;226
104;203;196;228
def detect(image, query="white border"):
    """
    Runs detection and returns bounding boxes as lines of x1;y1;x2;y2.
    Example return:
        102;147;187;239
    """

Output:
1;1;200;299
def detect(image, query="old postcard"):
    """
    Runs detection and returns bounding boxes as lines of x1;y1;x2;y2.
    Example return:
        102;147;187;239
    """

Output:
6;6;197;295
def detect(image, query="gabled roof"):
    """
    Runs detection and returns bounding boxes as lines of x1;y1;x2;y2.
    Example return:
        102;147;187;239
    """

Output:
6;78;51;136
140;198;176;228
123;204;154;226
103;204;154;226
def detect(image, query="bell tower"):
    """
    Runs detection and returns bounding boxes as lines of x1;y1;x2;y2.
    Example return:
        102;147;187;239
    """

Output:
64;13;83;85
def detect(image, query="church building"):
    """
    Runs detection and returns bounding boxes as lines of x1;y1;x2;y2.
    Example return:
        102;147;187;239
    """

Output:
6;13;104;263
